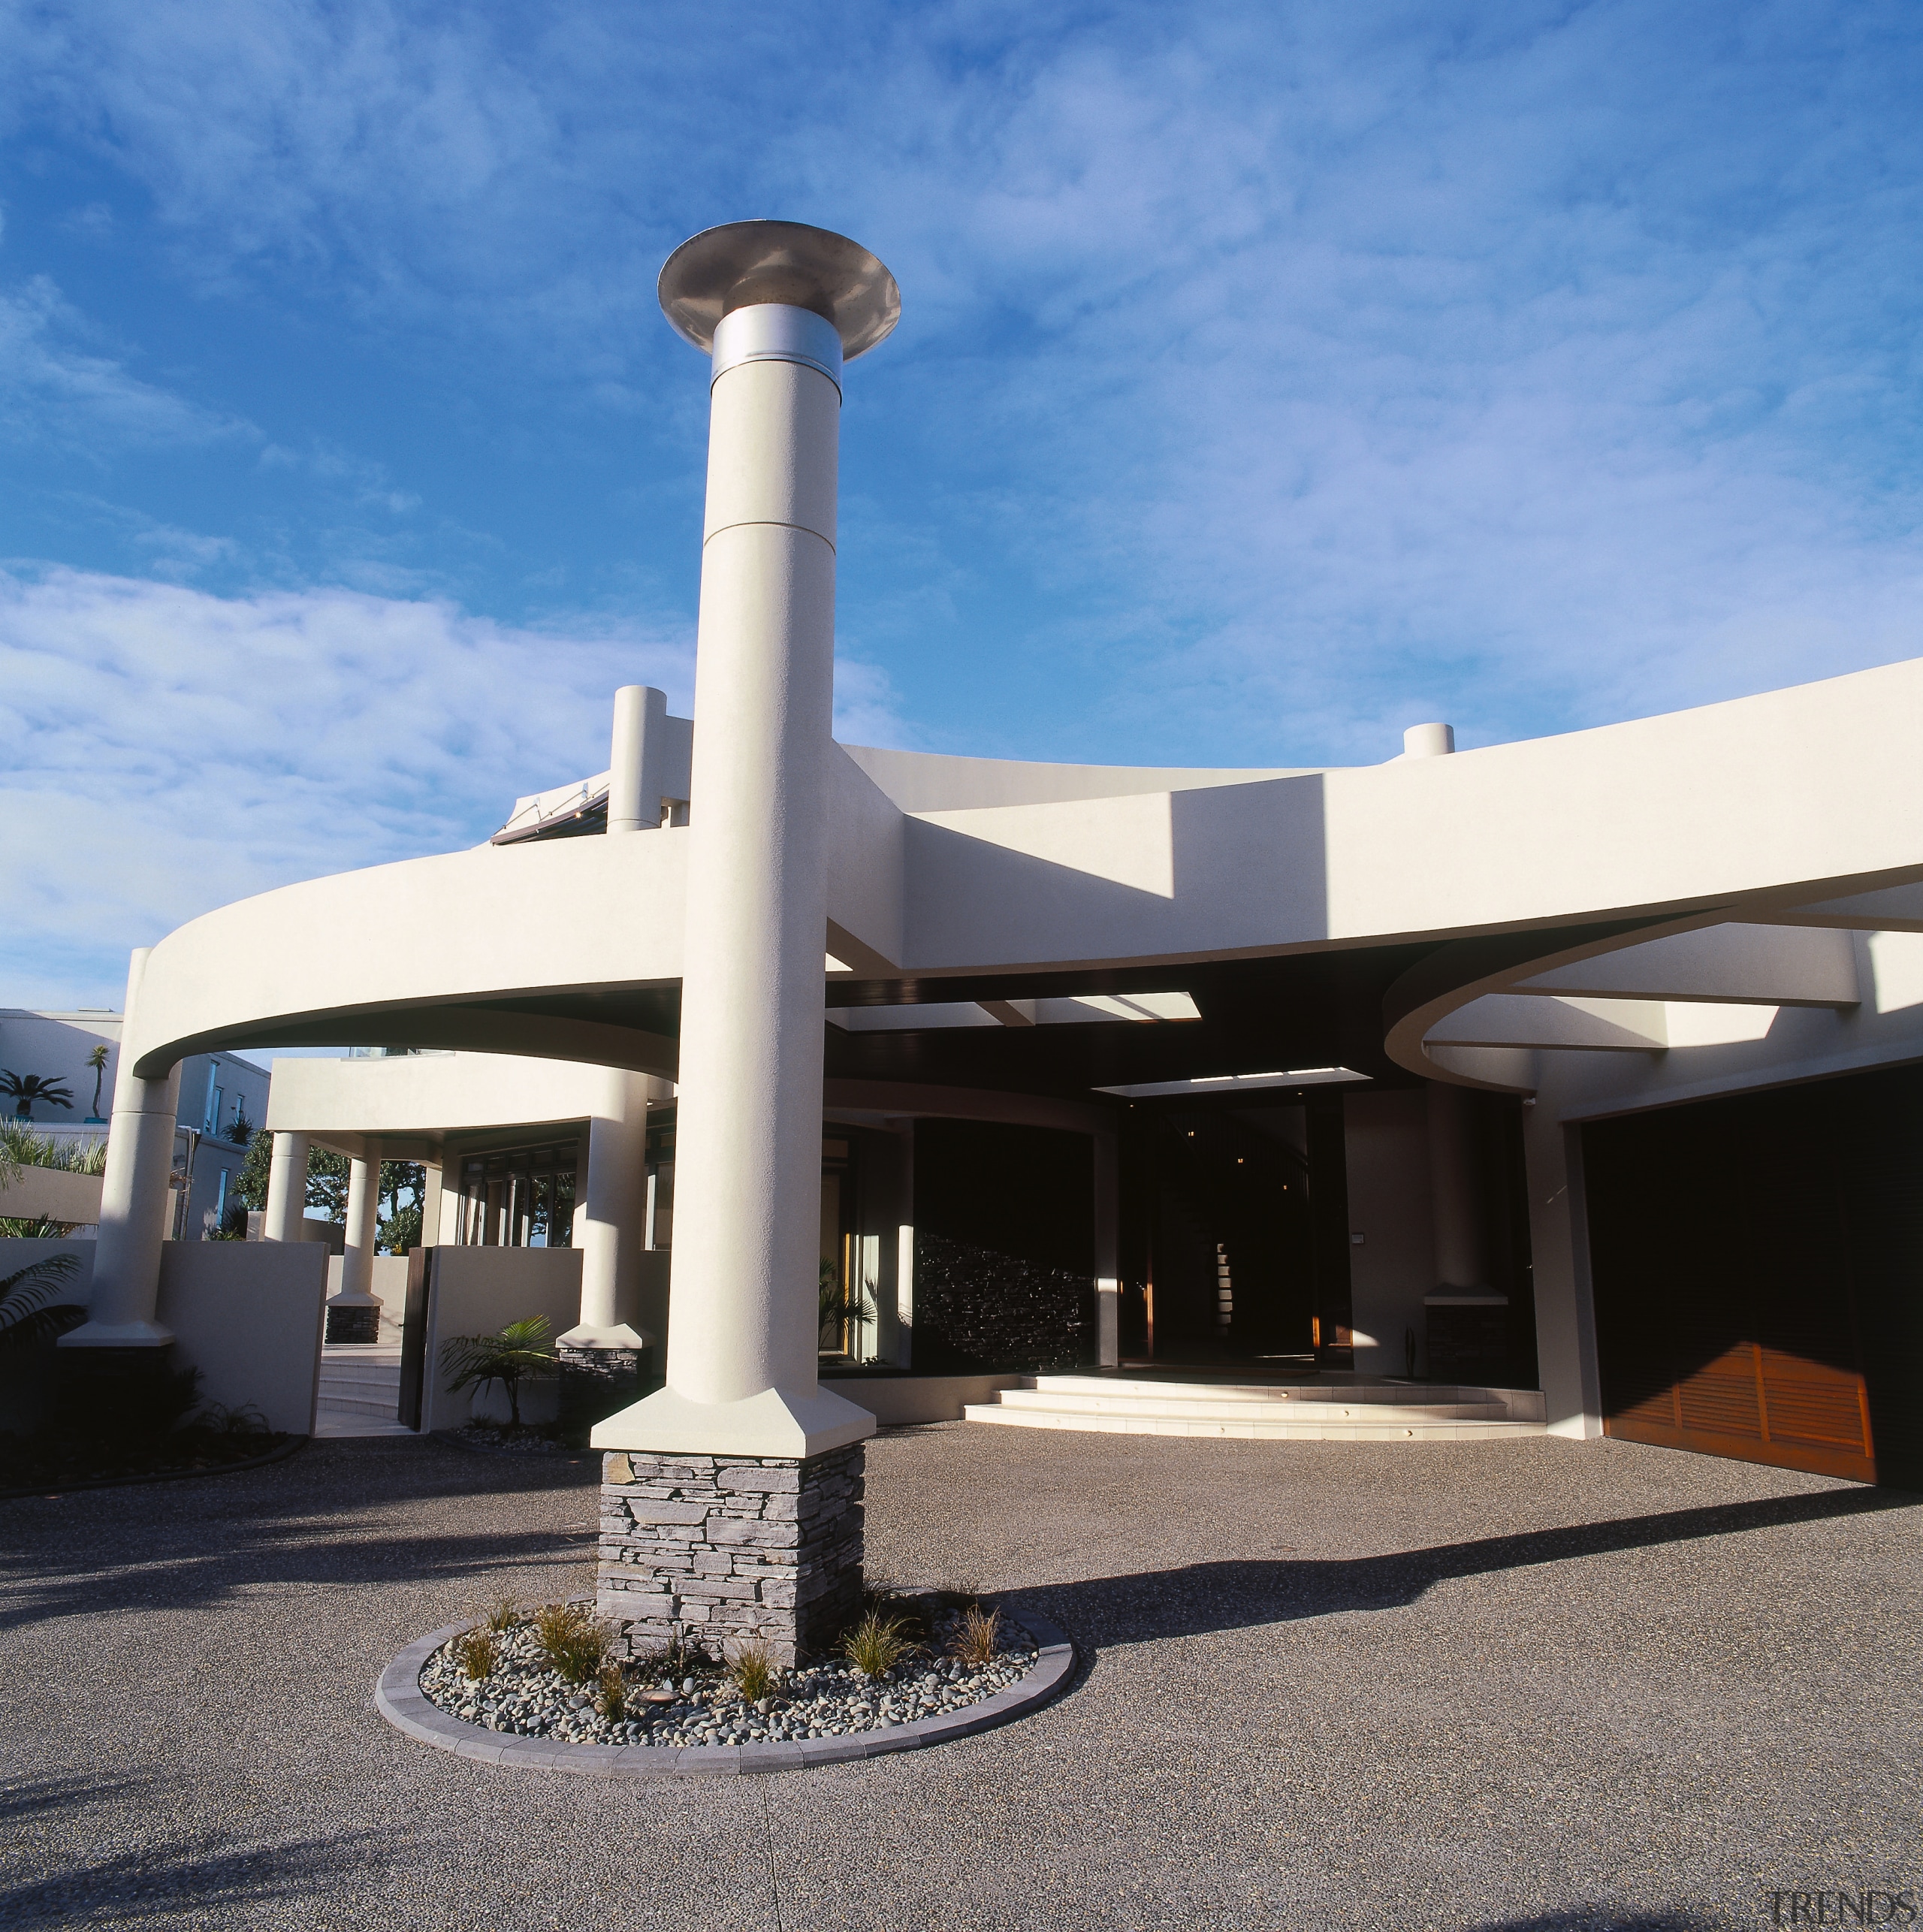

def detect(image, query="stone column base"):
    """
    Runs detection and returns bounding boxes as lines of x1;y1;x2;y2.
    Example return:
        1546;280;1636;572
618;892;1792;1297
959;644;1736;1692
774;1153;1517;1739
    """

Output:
325;1303;380;1345
596;1442;863;1668
557;1344;654;1444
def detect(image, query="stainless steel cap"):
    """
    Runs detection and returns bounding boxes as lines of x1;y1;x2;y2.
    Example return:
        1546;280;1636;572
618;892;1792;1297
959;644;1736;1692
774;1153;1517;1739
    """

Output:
657;220;901;360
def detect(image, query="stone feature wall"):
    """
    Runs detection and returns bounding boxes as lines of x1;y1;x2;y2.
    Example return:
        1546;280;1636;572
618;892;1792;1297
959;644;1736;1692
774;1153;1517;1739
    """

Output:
913;1231;1094;1372
596;1443;863;1666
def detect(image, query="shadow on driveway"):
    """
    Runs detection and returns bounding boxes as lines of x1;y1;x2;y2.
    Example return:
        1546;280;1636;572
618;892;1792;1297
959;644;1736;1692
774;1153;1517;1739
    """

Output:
1006;1484;1918;1649
0;1437;600;1635
0;1773;397;1926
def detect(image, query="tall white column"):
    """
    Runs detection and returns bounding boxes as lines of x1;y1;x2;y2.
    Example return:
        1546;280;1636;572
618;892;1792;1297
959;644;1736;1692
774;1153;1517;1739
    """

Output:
596;228;898;1461
562;1068;653;1346
1426;1081;1488;1290
263;1131;310;1242
608;684;669;835
334;1147;381;1309
60;948;180;1350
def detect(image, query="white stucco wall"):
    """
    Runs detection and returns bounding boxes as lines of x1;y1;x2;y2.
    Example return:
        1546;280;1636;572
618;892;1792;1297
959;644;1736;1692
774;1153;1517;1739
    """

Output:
154;1241;329;1435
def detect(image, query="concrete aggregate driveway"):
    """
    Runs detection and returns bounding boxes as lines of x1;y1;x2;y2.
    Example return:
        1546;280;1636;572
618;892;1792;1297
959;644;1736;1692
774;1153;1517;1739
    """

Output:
1;1424;1918;1931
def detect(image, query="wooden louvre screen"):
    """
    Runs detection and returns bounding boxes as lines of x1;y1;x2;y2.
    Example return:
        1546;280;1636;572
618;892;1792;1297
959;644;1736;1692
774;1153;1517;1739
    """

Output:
1583;1082;1878;1485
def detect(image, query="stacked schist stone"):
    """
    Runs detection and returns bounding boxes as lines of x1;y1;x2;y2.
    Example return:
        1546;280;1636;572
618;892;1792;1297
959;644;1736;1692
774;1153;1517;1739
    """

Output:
597;1445;864;1667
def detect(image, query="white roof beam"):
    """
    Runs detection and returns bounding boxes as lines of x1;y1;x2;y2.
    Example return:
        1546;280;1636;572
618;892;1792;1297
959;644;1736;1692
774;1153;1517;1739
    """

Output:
1428;995;1668;1052
1510;924;1858;1007
1771;883;1923;932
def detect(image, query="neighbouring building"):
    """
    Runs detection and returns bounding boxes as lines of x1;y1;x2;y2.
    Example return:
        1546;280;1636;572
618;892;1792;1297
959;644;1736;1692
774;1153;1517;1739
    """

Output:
0;1009;269;1239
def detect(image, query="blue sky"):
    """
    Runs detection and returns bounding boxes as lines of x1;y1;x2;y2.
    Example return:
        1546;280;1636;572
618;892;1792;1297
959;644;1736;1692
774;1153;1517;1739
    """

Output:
3;0;1921;1008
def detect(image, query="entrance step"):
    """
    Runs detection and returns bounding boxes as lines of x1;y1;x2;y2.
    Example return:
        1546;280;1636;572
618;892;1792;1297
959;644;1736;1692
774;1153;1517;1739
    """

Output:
964;1374;1547;1441
313;1411;418;1439
318;1345;405;1434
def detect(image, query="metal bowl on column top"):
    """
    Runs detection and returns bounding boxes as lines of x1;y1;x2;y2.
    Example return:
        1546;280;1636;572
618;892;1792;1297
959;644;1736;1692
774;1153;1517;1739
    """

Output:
658;220;901;359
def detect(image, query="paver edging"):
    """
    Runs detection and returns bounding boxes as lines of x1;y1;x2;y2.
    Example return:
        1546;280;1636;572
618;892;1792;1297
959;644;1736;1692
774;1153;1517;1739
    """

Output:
374;1599;1075;1778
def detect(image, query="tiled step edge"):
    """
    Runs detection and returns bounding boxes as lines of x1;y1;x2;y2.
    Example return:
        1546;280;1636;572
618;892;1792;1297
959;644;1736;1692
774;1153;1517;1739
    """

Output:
962;1406;1545;1438
374;1601;1076;1779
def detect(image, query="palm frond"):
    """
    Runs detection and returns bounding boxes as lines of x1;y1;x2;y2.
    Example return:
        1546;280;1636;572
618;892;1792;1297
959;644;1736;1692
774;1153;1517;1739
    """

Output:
0;1253;84;1342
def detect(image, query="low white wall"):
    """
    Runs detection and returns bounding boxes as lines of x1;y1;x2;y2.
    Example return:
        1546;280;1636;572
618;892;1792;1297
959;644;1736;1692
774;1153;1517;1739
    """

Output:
1342;1089;1436;1378
421;1247;584;1432
820;1373;1023;1425
156;1242;329;1436
372;1253;410;1342
0;1167;104;1226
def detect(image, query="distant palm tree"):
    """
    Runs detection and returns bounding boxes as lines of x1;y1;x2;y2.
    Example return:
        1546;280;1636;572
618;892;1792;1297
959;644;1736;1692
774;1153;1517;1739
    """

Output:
0;1072;74;1121
86;1044;110;1121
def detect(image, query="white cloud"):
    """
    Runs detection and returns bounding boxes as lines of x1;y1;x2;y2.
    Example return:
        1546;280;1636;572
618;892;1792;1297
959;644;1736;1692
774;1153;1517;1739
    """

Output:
0;566;693;1002
832;657;917;750
0;274;247;450
2;0;1921;778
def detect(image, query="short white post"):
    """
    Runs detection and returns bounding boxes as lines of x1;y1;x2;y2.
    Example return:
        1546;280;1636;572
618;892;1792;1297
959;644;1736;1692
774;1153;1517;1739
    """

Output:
263;1131;310;1242
59;948;180;1350
1403;721;1456;758
608;684;669;835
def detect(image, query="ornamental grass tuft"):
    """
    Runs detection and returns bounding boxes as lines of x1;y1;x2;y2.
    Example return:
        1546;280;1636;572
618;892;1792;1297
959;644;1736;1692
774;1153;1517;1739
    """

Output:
949;1602;1002;1668
841;1610;911;1681
594;1664;629;1719
727;1639;774;1701
454;1626;497;1681
532;1601;611;1685
482;1594;520;1634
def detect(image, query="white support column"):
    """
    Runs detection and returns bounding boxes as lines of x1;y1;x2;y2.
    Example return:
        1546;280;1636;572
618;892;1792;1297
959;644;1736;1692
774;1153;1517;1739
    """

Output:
563;1068;653;1346
334;1147;381;1309
1524;1106;1605;1438
60;948;180;1350
595;227;898;1462
608;684;670;835
263;1131;310;1242
1094;1131;1121;1369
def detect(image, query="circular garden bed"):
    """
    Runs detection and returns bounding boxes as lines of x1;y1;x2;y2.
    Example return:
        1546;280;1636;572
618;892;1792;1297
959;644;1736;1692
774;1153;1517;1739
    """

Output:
377;1589;1074;1777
